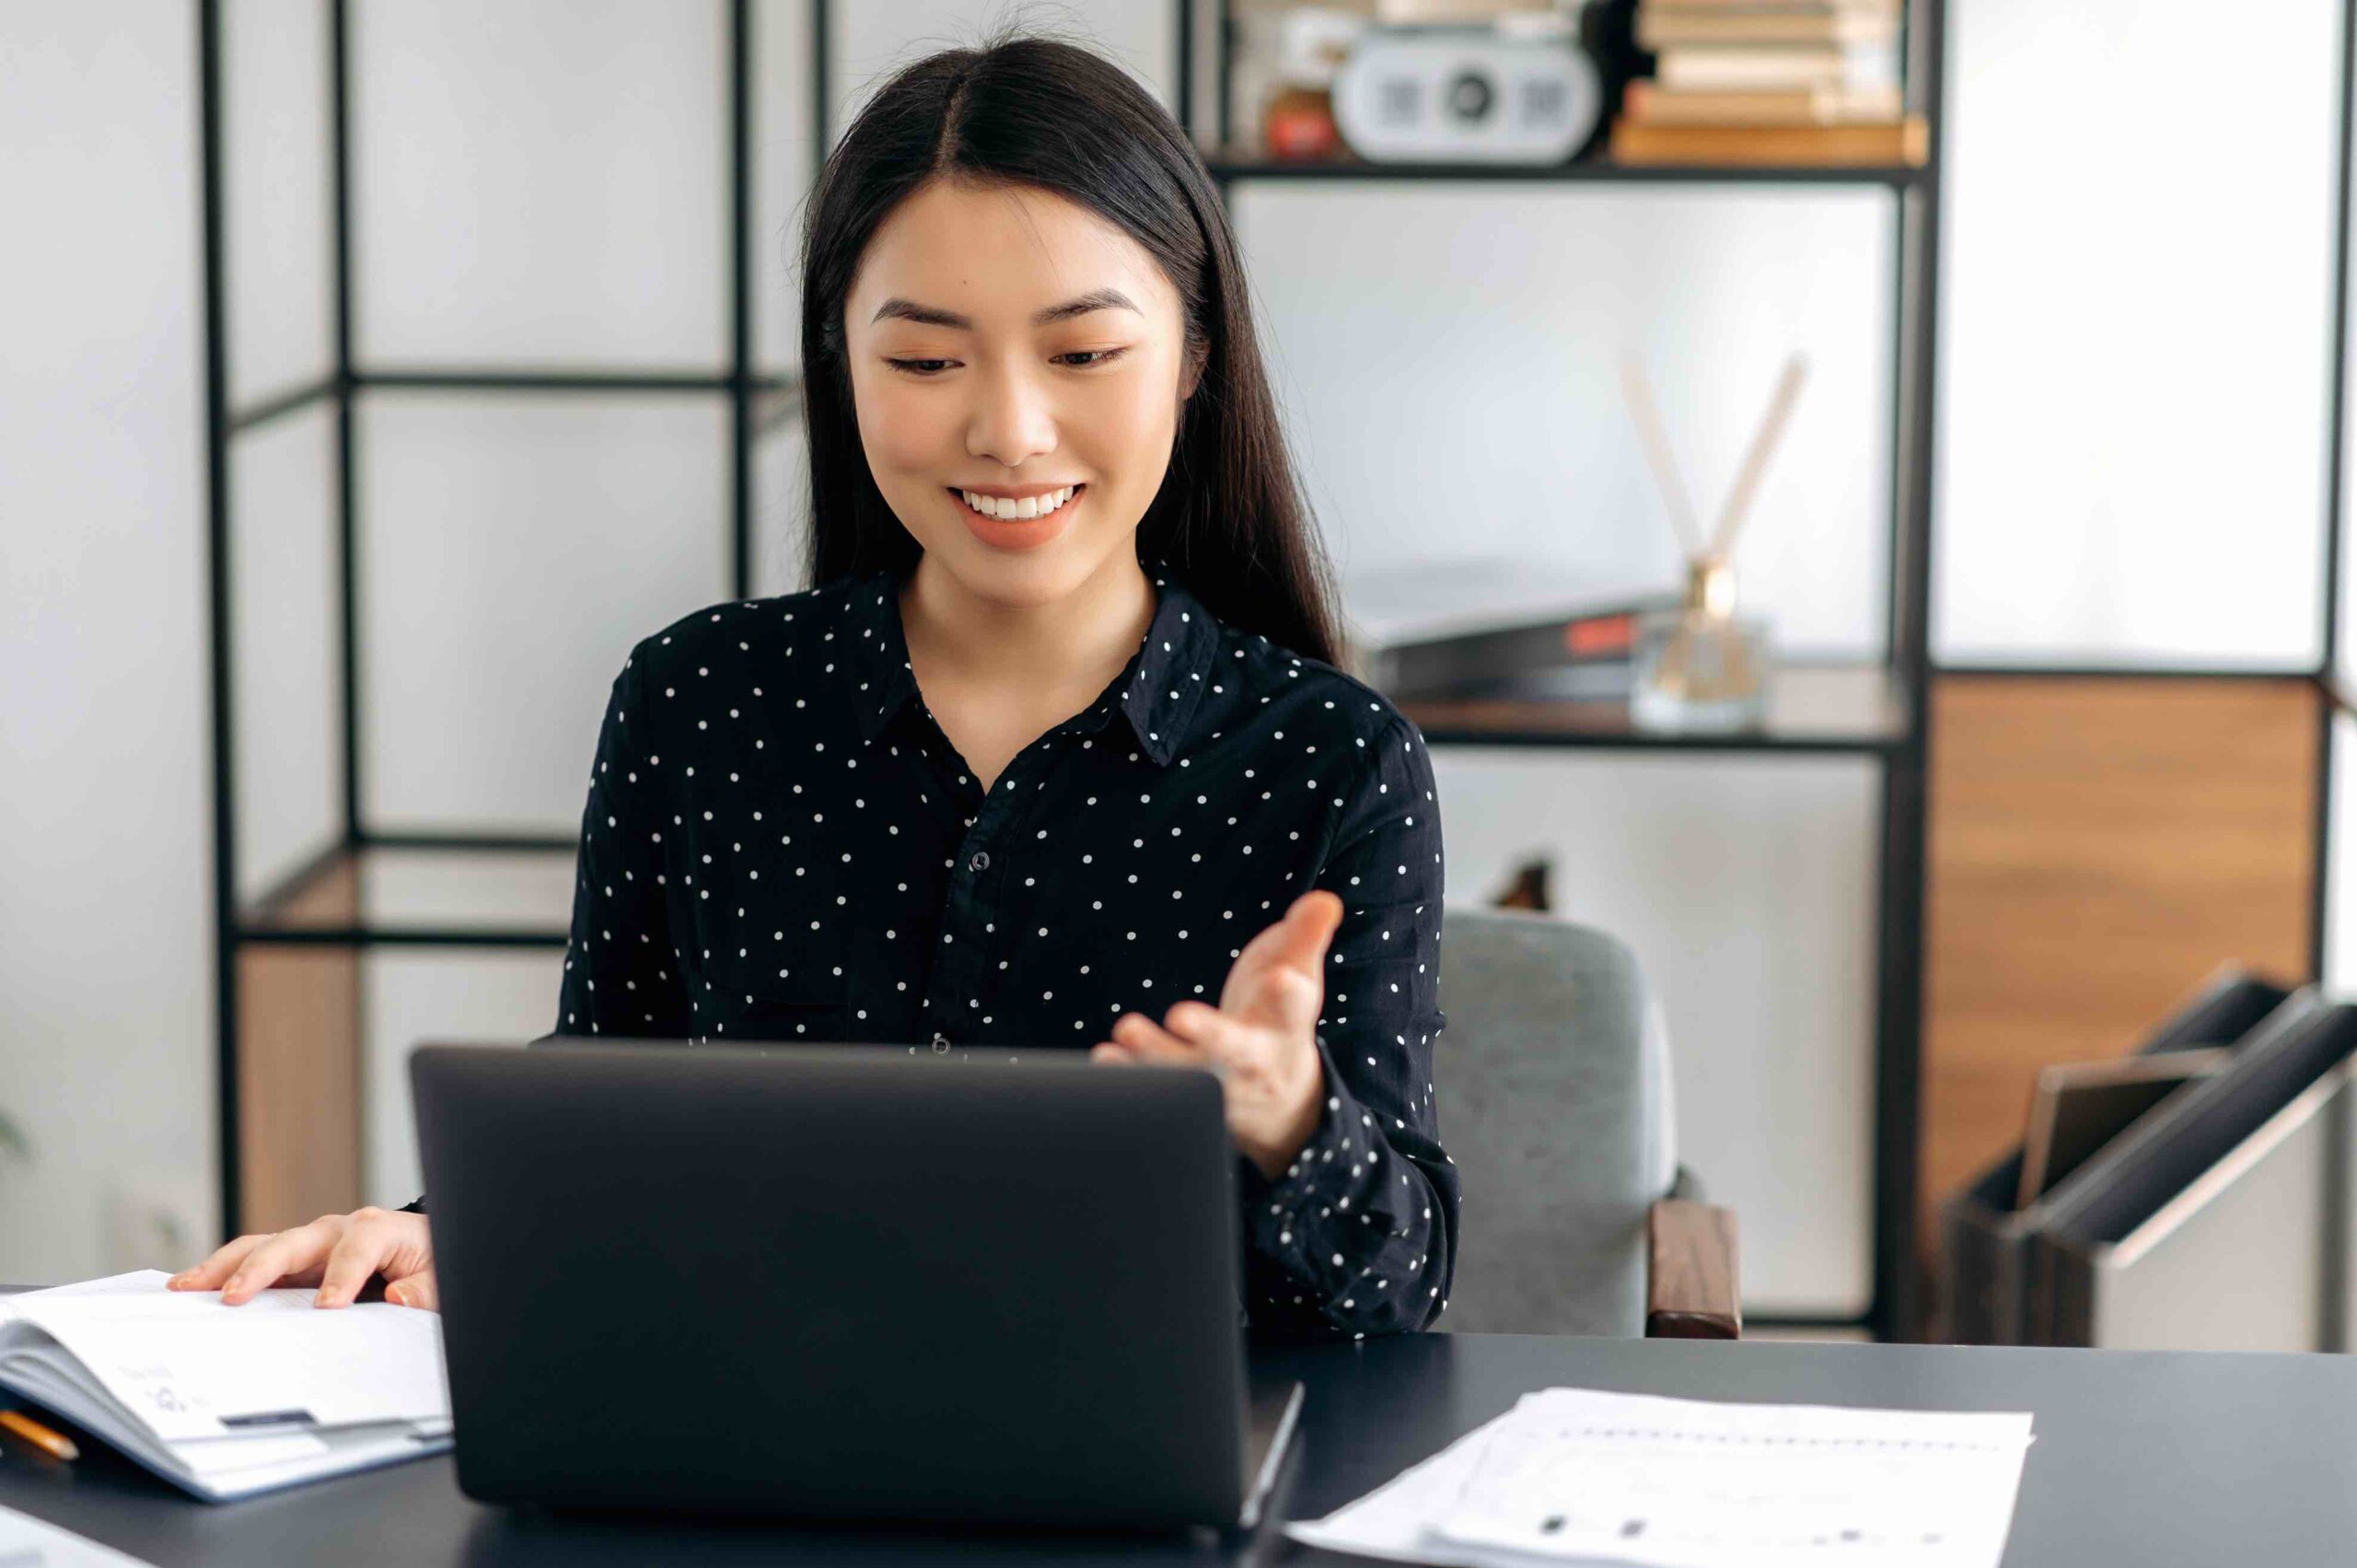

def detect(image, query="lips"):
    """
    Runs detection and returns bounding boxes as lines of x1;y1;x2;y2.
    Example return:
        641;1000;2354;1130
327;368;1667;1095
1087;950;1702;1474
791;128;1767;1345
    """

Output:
947;483;1086;551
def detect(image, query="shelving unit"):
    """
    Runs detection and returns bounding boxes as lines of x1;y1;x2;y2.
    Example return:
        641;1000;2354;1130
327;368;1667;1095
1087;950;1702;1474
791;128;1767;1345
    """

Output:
198;0;816;1236
1182;0;1945;1341
201;0;1939;1338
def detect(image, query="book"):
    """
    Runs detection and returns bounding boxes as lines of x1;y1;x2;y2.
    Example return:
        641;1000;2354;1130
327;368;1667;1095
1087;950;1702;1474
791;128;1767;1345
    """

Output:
1623;78;1903;126
1637;6;1900;49
1656;41;1900;92
2014;1049;2228;1209
1336;556;1679;699
0;1270;452;1501
1610;115;1927;166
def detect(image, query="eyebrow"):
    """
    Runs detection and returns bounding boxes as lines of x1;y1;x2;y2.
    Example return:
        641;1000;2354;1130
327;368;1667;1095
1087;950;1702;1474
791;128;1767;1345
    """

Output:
868;286;1143;331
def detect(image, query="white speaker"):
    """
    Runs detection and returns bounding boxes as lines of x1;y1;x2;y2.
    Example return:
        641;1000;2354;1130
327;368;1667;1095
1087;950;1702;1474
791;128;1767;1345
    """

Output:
1331;26;1603;165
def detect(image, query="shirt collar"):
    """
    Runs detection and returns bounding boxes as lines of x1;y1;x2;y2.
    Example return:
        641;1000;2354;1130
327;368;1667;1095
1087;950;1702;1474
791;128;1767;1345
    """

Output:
844;556;1219;766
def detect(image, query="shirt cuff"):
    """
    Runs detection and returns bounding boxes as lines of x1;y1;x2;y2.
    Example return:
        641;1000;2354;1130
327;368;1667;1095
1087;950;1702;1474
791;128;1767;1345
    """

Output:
1239;1033;1376;1291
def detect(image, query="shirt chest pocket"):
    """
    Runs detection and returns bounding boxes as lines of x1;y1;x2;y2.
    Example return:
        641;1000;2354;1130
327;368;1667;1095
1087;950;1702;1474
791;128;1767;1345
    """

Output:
688;867;852;1041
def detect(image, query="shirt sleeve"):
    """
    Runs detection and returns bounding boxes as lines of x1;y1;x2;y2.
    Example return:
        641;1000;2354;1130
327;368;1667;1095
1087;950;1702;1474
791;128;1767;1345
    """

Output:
399;644;689;1216
552;643;691;1041
1237;714;1458;1342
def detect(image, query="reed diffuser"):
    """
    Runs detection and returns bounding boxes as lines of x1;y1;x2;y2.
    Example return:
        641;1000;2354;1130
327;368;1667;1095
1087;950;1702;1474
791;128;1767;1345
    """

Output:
1618;351;1809;734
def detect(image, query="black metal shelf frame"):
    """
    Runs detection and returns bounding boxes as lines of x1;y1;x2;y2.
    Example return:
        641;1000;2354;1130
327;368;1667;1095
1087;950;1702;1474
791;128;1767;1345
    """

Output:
199;0;828;1238
196;0;1988;1341
1190;0;1948;1342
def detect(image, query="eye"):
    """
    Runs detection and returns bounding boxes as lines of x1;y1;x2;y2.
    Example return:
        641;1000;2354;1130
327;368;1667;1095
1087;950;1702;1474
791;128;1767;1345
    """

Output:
1057;348;1130;369
886;358;954;377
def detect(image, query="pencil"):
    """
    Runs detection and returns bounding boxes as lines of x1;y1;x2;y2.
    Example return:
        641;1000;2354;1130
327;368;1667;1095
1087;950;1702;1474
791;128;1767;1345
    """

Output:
0;1408;79;1462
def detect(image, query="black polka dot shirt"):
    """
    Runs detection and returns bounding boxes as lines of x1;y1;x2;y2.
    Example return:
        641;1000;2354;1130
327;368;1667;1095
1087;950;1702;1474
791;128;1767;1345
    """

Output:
405;555;1458;1342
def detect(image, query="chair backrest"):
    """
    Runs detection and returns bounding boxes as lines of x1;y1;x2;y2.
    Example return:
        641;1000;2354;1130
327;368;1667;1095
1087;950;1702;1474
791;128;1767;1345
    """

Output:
1434;904;1678;1336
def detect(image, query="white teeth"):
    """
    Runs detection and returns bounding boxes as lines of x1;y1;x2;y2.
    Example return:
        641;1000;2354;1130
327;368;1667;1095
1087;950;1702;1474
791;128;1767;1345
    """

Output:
959;485;1074;521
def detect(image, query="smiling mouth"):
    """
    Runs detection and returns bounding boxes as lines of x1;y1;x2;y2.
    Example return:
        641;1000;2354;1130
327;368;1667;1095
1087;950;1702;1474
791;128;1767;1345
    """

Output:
947;483;1086;522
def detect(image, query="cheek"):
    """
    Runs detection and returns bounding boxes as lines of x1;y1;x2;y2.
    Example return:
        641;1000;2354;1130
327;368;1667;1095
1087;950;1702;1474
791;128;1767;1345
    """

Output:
851;372;946;478
1077;372;1178;478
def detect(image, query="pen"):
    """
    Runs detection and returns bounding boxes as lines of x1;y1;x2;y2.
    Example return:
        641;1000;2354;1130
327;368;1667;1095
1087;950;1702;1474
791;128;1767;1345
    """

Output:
0;1408;79;1462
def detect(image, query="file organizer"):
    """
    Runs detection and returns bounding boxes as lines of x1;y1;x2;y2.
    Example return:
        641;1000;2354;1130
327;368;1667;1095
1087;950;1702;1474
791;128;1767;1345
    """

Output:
2028;998;2357;1351
1937;969;2297;1343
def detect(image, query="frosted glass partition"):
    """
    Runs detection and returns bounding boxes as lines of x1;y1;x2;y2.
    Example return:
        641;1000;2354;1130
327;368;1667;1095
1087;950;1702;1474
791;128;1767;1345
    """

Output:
753;0;817;377
1429;749;1880;1316
1935;0;2341;669
351;0;728;370
224;0;334;410
1234;183;1895;662
830;1;1172;141
361;950;567;1210
230;401;343;909
356;391;733;831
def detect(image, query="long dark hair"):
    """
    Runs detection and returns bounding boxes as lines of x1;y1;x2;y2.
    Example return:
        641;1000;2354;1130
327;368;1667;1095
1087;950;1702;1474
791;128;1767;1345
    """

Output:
794;24;1349;670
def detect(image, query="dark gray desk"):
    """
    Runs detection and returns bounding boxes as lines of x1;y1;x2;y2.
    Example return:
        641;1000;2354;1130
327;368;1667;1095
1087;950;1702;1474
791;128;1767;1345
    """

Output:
6;1330;2356;1566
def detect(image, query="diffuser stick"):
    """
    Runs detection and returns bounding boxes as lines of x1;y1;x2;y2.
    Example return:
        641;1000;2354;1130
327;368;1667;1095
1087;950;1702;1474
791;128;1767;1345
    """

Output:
1709;353;1808;560
1619;354;1707;561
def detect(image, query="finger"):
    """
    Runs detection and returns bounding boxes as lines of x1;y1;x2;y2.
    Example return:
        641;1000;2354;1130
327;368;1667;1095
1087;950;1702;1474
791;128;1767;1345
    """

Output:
1231;891;1345;993
1088;1041;1135;1063
1277;890;1345;967
1110;1012;1213;1066
384;1269;438;1312
220;1221;334;1305
1160;1000;1255;1063
312;1225;396;1309
168;1235;271;1291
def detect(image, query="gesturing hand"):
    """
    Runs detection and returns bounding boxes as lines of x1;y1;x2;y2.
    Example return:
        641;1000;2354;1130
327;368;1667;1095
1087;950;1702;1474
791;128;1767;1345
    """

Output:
1091;889;1340;1179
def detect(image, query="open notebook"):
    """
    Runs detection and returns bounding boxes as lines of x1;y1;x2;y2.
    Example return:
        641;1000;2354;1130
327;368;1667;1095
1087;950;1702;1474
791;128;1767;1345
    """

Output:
0;1270;451;1501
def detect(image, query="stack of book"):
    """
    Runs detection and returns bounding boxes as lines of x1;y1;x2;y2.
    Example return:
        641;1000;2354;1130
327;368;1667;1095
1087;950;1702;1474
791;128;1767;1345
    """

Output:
1338;556;1682;703
1609;0;1927;167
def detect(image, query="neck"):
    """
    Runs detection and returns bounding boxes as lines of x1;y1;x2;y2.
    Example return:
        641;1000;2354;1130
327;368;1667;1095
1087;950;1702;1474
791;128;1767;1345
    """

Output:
899;550;1155;699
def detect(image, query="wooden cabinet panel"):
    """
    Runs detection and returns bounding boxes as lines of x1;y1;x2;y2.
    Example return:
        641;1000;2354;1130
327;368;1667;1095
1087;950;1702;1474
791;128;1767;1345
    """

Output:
1922;676;2319;1315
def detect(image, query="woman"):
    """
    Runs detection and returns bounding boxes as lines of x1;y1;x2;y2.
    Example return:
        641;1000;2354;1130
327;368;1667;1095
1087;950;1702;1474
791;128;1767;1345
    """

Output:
169;29;1457;1343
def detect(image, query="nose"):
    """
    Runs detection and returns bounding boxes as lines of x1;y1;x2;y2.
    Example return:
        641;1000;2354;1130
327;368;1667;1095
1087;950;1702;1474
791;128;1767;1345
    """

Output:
964;355;1058;471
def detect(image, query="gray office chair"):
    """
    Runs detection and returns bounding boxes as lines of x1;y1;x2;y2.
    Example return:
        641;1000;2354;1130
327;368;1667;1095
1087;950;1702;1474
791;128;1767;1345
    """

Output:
1434;903;1740;1339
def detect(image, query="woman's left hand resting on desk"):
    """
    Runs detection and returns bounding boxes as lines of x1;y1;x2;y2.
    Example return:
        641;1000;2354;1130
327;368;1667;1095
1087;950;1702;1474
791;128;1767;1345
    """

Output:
1092;889;1337;1180
165;1207;438;1311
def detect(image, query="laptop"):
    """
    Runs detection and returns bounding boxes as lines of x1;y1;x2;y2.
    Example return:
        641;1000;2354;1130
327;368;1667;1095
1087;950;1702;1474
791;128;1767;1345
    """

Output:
409;1040;1304;1530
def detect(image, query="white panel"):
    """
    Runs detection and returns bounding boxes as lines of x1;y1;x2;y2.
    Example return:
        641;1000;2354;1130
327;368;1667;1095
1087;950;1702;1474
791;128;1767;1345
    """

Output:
2329;714;2357;993
352;0;727;369
1935;0;2340;669
1;0;217;1282
230;401;343;908
1237;184;1894;660
753;0;815;376
752;417;814;598
356;391;731;830
1430;749;1879;1315
224;0;335;409
361;950;565;1210
831;2;1172;145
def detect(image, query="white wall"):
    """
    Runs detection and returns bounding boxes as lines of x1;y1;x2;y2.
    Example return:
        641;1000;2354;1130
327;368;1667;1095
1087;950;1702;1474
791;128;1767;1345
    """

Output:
0;3;216;1282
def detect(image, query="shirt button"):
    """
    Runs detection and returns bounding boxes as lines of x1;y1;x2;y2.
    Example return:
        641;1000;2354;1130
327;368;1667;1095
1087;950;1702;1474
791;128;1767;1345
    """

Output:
932;1032;951;1053
968;851;990;872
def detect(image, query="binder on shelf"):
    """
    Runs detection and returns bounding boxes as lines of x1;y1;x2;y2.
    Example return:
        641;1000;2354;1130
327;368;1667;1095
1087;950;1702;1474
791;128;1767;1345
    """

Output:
2027;999;2357;1351
1937;968;2298;1345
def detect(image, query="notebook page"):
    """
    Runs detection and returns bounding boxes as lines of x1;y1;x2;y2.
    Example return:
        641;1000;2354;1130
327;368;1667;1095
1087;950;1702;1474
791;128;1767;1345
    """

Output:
7;1282;448;1442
